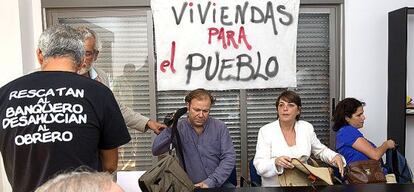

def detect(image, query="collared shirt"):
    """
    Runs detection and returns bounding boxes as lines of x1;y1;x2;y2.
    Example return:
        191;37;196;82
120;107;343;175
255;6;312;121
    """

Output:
152;117;236;188
88;67;105;83
89;67;98;80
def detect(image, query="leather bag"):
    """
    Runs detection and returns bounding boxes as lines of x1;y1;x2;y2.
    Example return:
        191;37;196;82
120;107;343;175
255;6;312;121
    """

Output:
345;159;386;184
138;107;194;192
279;158;333;187
138;155;194;192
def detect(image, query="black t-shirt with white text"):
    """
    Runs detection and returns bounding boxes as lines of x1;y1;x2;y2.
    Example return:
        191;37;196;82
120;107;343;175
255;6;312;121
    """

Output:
0;71;131;192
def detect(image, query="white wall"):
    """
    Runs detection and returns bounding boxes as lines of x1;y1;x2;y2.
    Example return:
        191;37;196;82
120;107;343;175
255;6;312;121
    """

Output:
0;0;41;87
0;0;23;87
0;0;41;191
345;0;414;170
0;0;22;190
409;17;414;99
408;14;414;179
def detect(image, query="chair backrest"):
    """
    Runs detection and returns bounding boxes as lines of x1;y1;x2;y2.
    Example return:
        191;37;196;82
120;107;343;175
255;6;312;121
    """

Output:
226;166;237;186
249;158;262;186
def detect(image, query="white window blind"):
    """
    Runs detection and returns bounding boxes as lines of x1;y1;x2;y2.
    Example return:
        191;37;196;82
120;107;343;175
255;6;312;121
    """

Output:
57;9;154;170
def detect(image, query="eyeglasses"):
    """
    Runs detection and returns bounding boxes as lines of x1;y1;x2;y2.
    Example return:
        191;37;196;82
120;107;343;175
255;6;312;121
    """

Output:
85;50;99;58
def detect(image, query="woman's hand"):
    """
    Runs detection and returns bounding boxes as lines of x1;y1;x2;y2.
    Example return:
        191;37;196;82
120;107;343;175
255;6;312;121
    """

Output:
275;156;294;169
331;154;345;177
384;139;396;149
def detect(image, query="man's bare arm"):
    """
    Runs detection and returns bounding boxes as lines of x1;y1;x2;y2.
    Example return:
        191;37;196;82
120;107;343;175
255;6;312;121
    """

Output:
100;148;118;173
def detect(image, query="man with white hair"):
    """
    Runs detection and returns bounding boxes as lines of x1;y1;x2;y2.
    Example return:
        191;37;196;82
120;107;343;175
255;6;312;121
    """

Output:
76;26;166;134
0;25;131;192
36;170;124;192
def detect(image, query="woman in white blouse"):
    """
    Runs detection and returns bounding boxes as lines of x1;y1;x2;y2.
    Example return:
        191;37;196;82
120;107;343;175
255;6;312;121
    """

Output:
253;90;345;186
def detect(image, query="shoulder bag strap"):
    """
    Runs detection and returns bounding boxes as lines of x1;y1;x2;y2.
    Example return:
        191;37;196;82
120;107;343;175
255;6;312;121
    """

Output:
171;107;188;172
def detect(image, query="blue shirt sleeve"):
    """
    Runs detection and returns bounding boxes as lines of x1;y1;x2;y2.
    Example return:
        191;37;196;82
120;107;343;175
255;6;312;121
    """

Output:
152;126;173;156
336;126;363;149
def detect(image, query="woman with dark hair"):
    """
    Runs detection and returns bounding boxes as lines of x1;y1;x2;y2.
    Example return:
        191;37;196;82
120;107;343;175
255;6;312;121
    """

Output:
333;98;395;165
254;90;345;186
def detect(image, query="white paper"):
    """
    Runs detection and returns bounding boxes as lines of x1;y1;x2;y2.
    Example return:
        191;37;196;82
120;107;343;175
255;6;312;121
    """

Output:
152;0;300;90
117;171;146;192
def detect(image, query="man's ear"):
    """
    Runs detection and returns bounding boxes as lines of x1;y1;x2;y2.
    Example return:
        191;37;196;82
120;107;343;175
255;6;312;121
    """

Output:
36;49;44;65
74;65;81;74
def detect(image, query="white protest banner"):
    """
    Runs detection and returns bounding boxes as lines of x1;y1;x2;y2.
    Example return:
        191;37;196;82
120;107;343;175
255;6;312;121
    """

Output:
152;0;300;91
